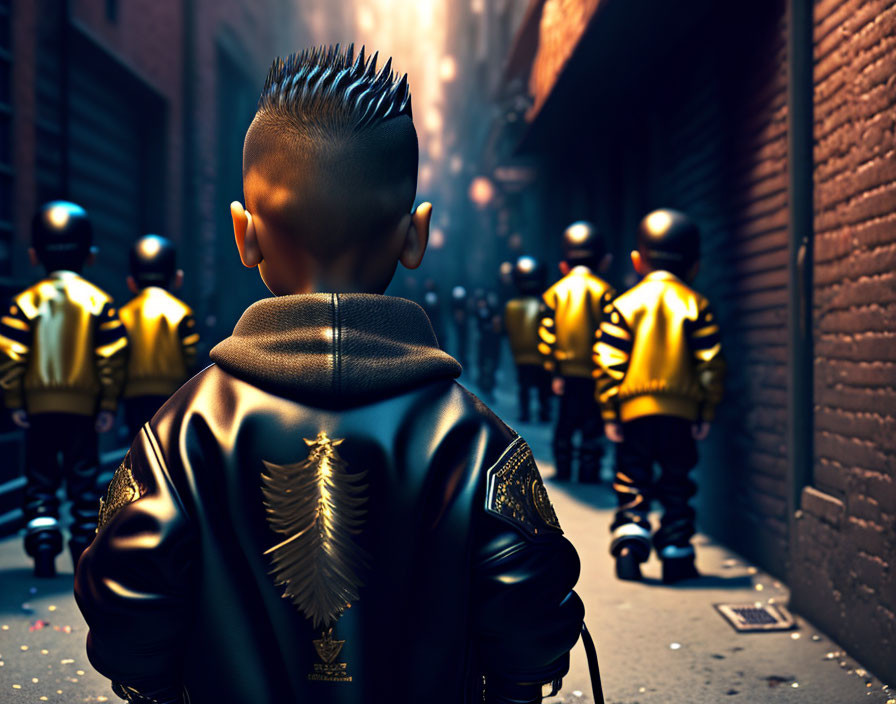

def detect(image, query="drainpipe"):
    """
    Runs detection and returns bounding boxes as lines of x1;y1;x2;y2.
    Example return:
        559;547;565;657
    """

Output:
785;0;814;565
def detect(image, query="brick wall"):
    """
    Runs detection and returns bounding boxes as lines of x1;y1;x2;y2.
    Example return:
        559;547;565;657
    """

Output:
790;0;896;684
527;0;601;119
697;6;792;578
72;0;184;253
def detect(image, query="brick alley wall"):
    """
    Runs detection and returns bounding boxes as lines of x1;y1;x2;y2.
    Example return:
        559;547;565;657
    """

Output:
790;0;896;684
644;6;793;579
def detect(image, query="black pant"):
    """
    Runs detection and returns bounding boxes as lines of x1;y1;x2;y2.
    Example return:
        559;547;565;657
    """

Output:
124;394;169;437
610;415;698;556
552;376;603;481
516;364;551;422
24;413;100;556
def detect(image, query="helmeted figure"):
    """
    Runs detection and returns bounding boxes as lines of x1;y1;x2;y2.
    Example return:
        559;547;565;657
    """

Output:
119;234;199;435
538;222;614;482
595;208;725;583
504;256;551;423
75;45;583;704
0;201;128;576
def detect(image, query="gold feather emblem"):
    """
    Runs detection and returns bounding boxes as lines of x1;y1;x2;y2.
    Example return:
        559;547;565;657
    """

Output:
261;431;369;630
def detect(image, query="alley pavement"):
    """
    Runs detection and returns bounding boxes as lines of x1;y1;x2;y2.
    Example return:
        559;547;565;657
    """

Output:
0;370;894;703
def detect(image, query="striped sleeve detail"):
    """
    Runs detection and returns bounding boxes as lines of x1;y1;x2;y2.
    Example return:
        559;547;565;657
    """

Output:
0;300;31;409
95;302;128;357
685;302;725;421
593;304;632;421
537;298;557;374
95;301;128;411
179;314;199;372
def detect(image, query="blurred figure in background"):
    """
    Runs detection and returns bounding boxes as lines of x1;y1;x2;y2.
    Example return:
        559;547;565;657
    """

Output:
421;277;446;349
504;256;551;423
538;221;614;483
120;235;199;436
474;288;502;401
0;201;128;576
450;284;470;370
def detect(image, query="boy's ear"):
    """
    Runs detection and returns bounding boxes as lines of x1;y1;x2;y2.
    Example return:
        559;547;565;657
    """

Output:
28;247;39;267
400;202;432;270
631;250;648;276
559;261;570;276
127;276;140;294
231;201;262;268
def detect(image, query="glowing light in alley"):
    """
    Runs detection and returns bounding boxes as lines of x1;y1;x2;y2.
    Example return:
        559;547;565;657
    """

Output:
439;55;457;82
469;176;495;207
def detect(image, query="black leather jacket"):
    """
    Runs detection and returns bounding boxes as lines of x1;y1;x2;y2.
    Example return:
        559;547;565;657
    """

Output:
75;294;584;704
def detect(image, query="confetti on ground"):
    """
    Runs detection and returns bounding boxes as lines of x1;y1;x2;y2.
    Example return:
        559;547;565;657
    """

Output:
29;619;50;631
670;642;682;650
20;644;28;651
60;658;74;664
48;605;57;612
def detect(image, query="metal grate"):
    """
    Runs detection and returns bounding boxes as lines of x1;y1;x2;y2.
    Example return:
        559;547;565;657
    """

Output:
714;603;796;633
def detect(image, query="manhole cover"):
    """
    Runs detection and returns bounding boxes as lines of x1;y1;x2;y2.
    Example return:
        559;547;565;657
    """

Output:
714;603;796;632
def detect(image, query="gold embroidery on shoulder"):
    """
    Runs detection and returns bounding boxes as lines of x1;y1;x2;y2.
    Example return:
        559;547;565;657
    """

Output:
261;431;369;683
97;454;143;531
485;437;562;538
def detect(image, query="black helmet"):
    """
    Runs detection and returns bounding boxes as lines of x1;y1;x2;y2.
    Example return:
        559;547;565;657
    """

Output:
130;234;177;288
31;201;93;271
562;221;605;264
637;209;699;276
512;255;546;294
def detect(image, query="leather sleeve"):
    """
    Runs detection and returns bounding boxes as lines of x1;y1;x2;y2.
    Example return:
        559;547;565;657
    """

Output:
95;300;129;411
537;294;557;375
74;425;195;696
0;298;30;410
473;437;584;701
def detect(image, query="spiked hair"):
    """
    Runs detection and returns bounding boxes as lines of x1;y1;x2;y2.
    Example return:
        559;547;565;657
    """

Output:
257;44;412;131
242;44;419;262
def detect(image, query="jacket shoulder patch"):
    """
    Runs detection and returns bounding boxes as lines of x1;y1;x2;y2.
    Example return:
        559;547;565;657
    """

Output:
97;454;144;531
485;436;562;539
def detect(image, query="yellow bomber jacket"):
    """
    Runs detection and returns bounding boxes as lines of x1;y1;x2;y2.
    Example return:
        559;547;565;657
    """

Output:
504;296;544;367
593;270;725;423
0;271;128;415
119;287;199;398
538;267;615;379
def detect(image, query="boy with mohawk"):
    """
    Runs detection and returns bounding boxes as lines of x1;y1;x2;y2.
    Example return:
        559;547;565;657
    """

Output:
75;45;584;704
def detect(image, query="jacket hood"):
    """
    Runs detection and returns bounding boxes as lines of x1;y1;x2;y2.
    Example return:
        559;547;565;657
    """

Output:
210;293;461;407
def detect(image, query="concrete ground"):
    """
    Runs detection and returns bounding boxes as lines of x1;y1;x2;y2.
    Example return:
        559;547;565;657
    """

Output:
0;372;893;703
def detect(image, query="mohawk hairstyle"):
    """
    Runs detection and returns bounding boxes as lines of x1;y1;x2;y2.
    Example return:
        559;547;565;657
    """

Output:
257;44;412;131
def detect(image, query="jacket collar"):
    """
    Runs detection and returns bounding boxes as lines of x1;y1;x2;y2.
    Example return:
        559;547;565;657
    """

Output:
210;293;461;407
643;270;683;283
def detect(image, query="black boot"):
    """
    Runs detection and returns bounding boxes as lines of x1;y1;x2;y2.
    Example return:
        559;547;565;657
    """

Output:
33;548;56;578
615;546;643;581
662;554;700;583
25;524;62;579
